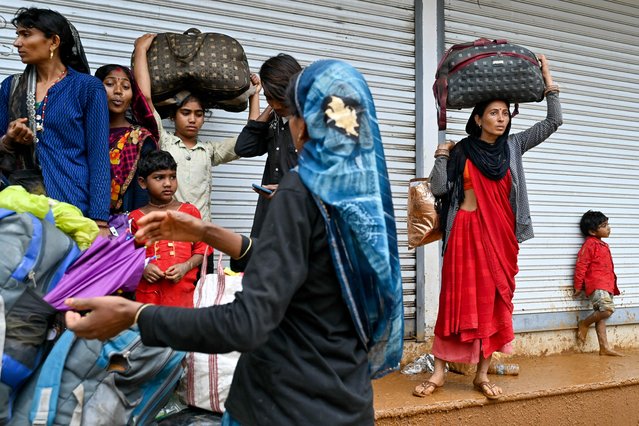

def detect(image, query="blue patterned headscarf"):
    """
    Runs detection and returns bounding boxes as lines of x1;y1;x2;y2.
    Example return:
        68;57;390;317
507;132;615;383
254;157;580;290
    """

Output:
293;60;403;378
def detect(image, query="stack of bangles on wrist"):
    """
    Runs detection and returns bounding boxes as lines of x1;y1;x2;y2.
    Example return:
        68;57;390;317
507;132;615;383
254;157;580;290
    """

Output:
434;149;450;158
544;84;560;96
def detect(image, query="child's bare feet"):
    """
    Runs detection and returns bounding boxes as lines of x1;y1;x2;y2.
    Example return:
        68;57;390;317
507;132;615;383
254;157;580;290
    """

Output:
577;320;589;344
600;347;624;357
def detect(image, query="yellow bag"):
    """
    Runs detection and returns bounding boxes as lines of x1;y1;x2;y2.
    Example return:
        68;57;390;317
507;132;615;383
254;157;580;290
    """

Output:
407;178;442;249
0;185;98;249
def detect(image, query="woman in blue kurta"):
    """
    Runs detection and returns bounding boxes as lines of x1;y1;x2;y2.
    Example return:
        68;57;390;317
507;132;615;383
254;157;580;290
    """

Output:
0;7;110;233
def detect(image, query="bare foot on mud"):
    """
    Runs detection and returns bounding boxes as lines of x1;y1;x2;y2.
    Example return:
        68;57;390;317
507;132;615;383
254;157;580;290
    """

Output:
600;348;624;357
577;320;589;344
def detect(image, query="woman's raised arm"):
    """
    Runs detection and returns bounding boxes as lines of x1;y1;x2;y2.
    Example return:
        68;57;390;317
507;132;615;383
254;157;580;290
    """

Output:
132;33;157;112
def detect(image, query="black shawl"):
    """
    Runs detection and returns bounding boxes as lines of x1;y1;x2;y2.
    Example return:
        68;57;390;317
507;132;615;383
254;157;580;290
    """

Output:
437;133;511;246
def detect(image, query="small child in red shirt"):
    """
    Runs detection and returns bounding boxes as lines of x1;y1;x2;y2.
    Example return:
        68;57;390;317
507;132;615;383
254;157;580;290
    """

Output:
129;150;206;308
574;210;622;356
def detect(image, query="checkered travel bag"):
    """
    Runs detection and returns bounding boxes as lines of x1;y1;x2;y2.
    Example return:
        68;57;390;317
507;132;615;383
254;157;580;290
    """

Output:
434;38;545;130
144;28;251;117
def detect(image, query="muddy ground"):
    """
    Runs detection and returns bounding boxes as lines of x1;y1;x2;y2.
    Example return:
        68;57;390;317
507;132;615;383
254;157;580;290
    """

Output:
374;349;639;425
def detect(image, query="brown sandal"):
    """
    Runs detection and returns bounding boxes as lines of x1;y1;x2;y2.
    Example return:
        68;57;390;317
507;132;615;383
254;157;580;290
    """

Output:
473;381;502;400
413;381;442;397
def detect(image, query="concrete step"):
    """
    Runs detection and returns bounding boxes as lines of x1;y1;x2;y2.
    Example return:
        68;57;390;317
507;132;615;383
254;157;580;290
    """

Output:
374;349;639;425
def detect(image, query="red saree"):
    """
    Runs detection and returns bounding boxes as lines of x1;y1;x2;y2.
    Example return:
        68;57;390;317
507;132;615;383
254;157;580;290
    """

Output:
433;161;519;363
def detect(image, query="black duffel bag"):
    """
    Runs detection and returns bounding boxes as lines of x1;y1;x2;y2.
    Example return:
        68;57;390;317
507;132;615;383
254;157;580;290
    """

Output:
144;28;251;117
433;38;544;130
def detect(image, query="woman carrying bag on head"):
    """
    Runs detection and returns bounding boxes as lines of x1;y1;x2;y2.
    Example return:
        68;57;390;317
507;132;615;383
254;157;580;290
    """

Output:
0;7;111;236
413;55;562;400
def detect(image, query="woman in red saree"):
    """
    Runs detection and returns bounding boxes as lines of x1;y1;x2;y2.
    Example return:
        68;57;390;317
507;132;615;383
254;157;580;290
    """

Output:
414;55;562;399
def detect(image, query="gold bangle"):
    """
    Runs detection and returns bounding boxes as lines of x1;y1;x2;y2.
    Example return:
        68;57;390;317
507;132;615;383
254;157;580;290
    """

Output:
236;237;253;260
434;150;450;158
134;303;152;325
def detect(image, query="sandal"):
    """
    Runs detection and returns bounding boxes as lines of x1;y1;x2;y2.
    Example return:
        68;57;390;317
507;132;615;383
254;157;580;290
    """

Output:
473;381;503;400
412;381;442;398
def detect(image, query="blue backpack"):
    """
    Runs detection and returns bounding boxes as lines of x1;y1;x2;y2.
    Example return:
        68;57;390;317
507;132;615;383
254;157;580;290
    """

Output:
0;208;81;422
9;328;185;426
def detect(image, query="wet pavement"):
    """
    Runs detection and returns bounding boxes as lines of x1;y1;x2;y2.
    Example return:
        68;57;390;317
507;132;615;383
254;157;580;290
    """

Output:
374;349;639;425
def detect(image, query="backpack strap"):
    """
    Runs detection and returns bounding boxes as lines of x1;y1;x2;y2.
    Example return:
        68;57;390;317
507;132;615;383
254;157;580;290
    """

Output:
11;213;43;283
30;330;76;426
43;208;55;225
45;243;81;294
0;208;15;220
69;384;84;426
0;296;5;379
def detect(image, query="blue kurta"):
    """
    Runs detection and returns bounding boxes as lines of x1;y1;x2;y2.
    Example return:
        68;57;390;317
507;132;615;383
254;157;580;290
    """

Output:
0;67;110;220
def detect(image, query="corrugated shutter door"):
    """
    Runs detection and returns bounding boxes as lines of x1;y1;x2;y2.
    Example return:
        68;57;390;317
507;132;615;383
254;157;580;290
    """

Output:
0;1;418;336
443;0;639;331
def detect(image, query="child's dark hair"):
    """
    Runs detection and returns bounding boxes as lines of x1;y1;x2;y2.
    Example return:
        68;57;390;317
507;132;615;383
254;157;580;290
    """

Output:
138;151;177;179
168;93;205;119
579;210;608;237
260;54;302;103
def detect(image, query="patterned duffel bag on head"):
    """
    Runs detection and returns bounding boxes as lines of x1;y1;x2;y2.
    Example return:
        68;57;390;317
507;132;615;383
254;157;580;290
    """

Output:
145;28;251;116
433;38;545;130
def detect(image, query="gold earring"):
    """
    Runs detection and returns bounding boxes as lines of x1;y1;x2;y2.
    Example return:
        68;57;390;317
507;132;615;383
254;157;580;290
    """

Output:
49;48;54;60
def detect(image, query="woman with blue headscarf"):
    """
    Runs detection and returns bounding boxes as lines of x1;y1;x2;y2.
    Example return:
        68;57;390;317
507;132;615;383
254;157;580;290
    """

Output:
65;60;404;425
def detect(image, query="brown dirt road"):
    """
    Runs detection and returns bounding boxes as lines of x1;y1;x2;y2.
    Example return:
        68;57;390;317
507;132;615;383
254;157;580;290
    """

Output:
374;349;639;425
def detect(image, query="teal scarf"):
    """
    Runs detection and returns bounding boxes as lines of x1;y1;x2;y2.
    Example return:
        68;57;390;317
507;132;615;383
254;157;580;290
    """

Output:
294;60;403;378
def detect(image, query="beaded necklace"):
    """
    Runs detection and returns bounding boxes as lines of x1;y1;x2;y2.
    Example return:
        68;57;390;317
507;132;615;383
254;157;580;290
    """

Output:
32;69;67;142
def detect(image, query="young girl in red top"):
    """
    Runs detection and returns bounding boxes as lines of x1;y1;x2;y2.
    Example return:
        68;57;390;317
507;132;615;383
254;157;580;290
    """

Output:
129;150;206;307
574;210;622;356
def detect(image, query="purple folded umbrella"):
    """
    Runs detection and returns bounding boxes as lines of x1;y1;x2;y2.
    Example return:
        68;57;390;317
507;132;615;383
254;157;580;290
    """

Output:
44;235;145;310
108;213;131;239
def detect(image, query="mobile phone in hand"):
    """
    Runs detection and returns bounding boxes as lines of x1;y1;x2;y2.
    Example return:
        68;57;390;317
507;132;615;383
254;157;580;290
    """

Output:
252;183;273;195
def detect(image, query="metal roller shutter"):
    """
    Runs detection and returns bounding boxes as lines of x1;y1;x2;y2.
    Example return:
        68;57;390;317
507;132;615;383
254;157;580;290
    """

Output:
443;0;639;331
0;0;418;336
